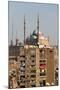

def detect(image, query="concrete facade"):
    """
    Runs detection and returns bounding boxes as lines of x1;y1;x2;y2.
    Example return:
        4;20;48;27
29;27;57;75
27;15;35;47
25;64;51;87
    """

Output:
9;45;55;88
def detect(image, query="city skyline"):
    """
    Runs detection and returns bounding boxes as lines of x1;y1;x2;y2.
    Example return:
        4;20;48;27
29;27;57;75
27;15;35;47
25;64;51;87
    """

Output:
8;1;59;88
8;1;59;45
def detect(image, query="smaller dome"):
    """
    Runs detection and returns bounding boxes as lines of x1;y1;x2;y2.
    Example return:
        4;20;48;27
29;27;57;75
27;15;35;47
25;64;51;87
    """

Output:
33;30;37;35
39;36;45;39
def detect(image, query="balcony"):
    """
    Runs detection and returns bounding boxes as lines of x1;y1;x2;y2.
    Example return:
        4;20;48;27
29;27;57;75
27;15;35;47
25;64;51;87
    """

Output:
40;58;47;60
20;67;25;71
20;72;25;75
20;50;25;57
30;49;36;55
40;61;46;64
31;62;36;66
30;80;36;86
20;57;25;61
20;82;25;87
20;80;25;83
40;73;46;76
20;86;25;88
31;70;36;73
30;80;36;87
30;67;36;71
40;49;45;59
39;64;46;69
31;54;36;57
20;76;25;81
20;63;25;67
30;75;36;78
20;55;25;57
31;85;36;87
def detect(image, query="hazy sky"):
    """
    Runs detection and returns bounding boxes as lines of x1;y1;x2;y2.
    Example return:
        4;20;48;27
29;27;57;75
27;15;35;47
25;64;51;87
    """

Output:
8;1;59;45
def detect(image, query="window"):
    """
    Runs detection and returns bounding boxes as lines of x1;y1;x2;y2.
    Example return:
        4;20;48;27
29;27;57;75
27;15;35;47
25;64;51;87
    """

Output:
20;80;25;83
31;70;36;73
20;86;25;88
31;75;36;78
31;55;35;57
20;75;25;79
40;49;45;53
20;66;25;71
40;68;46;76
40;60;46;64
40;49;45;58
40;80;46;86
30;50;36;56
40;73;46;76
50;50;53;52
20;61;25;67
32;60;35;62
20;55;25;57
15;57;17;61
20;70;25;73
31;65;35;67
31;85;36;87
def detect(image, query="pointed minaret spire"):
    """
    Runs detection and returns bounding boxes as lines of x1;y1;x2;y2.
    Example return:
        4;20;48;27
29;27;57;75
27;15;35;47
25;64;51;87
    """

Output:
24;15;26;45
37;14;39;34
37;14;39;45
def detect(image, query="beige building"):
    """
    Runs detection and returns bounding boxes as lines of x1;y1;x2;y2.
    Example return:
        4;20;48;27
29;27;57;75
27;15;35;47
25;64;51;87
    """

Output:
9;44;55;88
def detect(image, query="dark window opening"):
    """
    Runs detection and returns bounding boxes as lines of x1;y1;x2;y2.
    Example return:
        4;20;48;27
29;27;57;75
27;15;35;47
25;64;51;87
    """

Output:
31;75;36;78
31;55;35;57
32;60;35;62
40;60;46;63
40;49;43;52
40;80;46;86
31;65;35;67
15;57;17;61
40;73;46;76
20;80;25;83
17;81;20;86
20;86;25;88
20;55;25;57
31;70;36;73
20;76;25;78
50;50;53;52
31;85;36;87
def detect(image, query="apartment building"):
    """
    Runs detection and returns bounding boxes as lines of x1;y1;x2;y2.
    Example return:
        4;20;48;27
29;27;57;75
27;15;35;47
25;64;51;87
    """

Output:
9;44;55;88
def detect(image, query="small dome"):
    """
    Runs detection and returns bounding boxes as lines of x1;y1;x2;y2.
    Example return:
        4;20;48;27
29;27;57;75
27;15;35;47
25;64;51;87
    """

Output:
39;36;45;39
33;30;37;35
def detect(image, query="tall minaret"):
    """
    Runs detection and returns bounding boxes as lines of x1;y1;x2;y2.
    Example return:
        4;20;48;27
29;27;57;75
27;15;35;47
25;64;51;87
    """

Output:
37;14;39;45
16;29;18;46
24;15;26;45
11;23;13;46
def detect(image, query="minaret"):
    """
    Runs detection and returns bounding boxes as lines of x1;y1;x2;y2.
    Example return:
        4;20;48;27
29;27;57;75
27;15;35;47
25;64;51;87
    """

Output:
11;23;13;46
16;29;18;46
37;14;39;45
24;15;26;45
